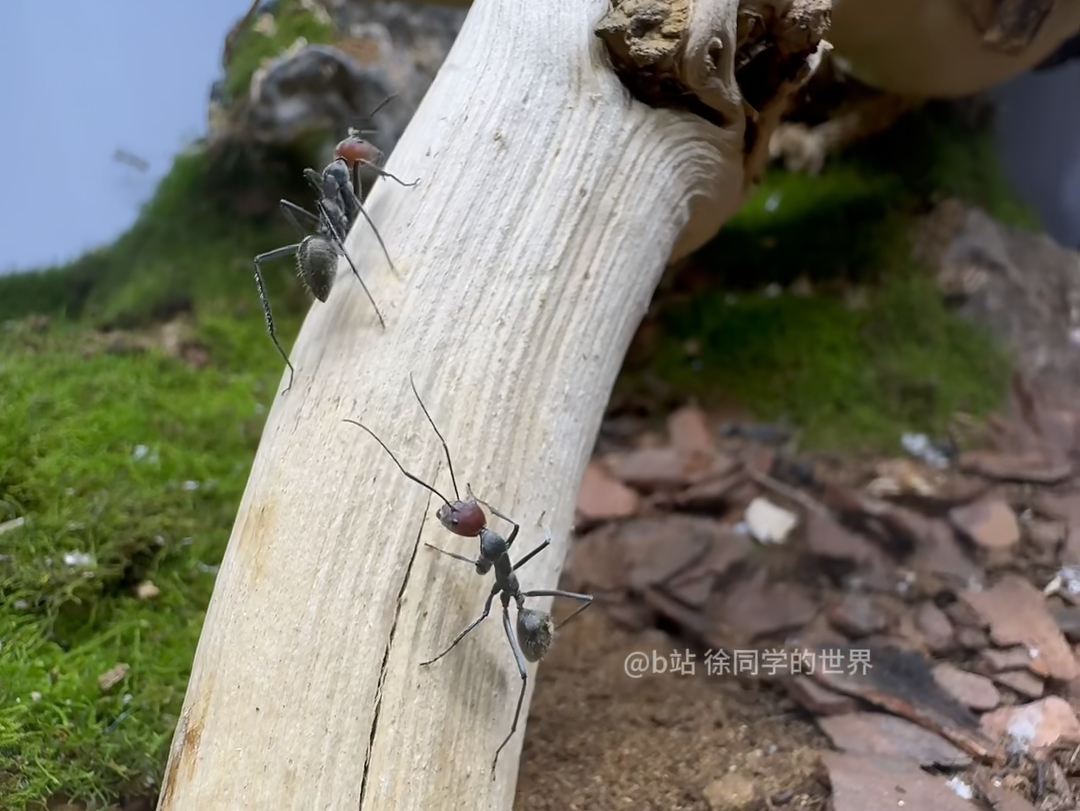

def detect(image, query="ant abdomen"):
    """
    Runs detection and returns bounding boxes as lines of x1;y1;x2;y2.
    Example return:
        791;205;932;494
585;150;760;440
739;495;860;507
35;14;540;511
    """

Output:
437;500;487;537
516;608;555;663
296;236;336;301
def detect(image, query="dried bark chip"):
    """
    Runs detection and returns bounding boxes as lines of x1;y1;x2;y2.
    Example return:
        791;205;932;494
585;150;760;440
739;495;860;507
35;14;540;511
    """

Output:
1053;605;1080;643
602;447;689;492
803;511;890;571
785;676;860;716
666;531;752;608
822;752;977;811
981;697;1080;754
914;602;955;654
1063;529;1080;567
949;497;1020;550
1027;518;1065;552
715;568;817;643
977;784;1038;811
576;461;640;523
817;711;972;767
979;645;1050;677
625;516;718;591
812;644;994;759
932;663;1001;711
1033;491;1080;526
827;594;889;639
643;586;711;638
667;405;716;457
892;511;978;582
564;523;629;592
993;669;1045;699
669;469;745;512
663;571;715;608
959;450;1072;485
960;575;1079;681
956;628;990;651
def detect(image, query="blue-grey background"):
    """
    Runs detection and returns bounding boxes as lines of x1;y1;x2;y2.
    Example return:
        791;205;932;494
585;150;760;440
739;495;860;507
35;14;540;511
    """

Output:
0;1;1078;275
0;0;253;274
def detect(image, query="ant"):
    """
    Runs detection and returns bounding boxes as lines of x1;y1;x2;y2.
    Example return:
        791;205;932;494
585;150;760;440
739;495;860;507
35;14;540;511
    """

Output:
252;95;419;394
342;375;593;778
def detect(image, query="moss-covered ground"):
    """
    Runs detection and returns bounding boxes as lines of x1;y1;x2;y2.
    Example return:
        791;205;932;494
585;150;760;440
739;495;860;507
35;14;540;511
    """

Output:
0;99;1033;807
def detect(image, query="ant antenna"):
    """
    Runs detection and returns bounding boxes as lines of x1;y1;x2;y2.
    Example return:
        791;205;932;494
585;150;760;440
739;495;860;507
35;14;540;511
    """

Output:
342;418;454;510
409;373;460;501
366;93;397;119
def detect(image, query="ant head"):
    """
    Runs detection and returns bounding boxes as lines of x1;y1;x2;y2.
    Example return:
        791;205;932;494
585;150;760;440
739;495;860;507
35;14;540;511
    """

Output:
516;608;555;663
297;235;336;302
436;499;486;537
335;134;382;168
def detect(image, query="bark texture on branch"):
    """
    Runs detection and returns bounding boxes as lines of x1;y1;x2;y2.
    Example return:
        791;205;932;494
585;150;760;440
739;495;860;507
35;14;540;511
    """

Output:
157;1;827;810
829;0;1080;96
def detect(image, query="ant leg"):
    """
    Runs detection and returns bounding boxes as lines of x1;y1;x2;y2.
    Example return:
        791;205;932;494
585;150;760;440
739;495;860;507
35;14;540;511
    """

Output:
253;249;300;394
522;589;593;630
342;190;398;273
421;583;498;667
359;160;420;188
424;542;476;566
313;199;387;329
470;487;521;549
279;199;320;234
510;537;551;573
491;604;530;779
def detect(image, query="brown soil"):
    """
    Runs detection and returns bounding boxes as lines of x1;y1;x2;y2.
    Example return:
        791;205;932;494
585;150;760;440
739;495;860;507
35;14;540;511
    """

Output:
515;609;830;811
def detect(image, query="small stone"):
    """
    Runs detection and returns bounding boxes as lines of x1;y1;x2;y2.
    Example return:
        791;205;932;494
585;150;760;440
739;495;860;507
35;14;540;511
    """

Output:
932;663;1001;711
703;772;757;811
135;580;160;600
744;497;798;544
949;497;1020;549
828;594;889;638
99;663;130;692
981;697;1080;755
914;602;955;654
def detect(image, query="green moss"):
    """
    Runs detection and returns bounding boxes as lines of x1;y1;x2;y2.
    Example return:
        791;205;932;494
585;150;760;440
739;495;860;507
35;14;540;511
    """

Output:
223;0;336;103
0;314;289;808
633;268;1011;451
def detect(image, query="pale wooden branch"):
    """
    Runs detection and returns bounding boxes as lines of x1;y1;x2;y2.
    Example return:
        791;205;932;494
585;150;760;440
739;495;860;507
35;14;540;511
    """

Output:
157;1;827;810
829;0;1080;96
